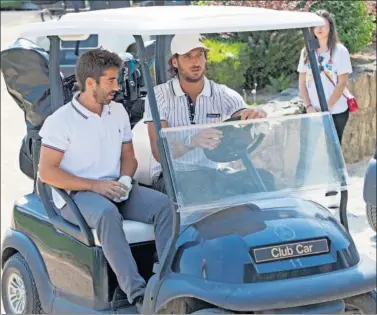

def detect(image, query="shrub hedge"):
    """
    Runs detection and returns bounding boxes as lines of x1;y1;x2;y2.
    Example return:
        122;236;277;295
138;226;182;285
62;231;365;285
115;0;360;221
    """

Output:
193;0;374;90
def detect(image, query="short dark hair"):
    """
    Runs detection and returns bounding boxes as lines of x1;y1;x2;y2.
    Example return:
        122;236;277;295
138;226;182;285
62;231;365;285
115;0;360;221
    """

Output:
75;48;123;92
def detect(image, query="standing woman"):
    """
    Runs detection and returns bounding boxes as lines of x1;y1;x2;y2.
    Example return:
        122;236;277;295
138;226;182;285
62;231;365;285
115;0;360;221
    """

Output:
298;9;353;144
297;10;353;207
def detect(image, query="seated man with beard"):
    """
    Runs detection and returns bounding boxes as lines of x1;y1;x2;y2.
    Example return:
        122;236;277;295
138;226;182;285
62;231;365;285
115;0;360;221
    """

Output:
38;48;171;311
144;34;274;195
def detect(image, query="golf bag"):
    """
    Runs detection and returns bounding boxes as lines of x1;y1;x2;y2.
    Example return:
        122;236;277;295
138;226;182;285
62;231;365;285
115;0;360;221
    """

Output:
1;38;152;184
1;38;75;183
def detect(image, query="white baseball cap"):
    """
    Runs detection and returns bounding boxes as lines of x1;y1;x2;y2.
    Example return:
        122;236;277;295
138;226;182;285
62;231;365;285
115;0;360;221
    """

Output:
170;34;208;55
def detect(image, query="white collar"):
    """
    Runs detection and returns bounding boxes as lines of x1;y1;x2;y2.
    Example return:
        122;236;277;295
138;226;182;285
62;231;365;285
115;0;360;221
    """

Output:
171;76;212;97
71;92;111;119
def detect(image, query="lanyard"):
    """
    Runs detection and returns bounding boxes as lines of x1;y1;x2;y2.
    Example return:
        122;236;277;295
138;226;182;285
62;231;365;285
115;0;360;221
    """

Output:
186;95;196;124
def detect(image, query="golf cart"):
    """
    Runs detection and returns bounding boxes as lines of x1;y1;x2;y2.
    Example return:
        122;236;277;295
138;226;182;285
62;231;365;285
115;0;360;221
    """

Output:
363;142;377;232
1;5;376;314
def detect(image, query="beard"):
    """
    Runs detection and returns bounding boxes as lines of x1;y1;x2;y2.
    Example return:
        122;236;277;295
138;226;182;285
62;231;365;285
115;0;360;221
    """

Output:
177;63;206;83
93;88;114;106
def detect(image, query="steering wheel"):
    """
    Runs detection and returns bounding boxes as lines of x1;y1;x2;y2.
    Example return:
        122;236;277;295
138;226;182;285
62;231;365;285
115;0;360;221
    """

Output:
203;116;266;163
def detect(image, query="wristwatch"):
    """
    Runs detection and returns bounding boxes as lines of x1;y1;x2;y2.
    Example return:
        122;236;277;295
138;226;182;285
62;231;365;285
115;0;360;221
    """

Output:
305;104;314;112
184;135;192;149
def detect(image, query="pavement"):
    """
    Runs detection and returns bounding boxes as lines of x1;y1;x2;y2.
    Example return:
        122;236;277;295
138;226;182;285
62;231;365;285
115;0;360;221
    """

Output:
0;9;376;314
1;11;43;314
1;10;42;242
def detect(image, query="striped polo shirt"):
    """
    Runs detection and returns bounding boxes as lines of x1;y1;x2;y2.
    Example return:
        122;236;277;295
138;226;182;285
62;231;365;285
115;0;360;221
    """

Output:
144;76;247;179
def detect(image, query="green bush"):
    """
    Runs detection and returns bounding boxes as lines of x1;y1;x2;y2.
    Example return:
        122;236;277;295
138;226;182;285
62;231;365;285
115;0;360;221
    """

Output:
203;38;250;91
243;30;304;89
1;1;24;9
267;73;293;93
195;0;374;92
301;0;375;53
202;31;303;90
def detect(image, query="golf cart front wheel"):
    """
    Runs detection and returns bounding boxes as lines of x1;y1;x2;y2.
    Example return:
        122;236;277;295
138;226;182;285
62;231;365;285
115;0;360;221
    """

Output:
344;291;376;314
192;308;233;314
2;253;43;314
366;203;376;232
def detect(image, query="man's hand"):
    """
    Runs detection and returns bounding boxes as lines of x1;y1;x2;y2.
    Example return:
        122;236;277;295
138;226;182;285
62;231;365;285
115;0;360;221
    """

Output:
306;105;318;113
90;180;129;200
190;128;223;150
240;108;267;120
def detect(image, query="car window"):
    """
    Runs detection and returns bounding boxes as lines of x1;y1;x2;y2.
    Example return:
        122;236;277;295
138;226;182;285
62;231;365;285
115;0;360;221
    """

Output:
60;34;98;49
59;34;99;66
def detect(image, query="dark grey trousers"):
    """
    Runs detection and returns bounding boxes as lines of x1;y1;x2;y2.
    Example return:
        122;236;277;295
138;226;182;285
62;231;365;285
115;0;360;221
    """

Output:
60;185;171;304
152;167;276;197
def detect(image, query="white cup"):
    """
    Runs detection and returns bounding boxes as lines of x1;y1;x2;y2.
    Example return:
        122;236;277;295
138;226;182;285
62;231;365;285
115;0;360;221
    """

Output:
119;176;132;200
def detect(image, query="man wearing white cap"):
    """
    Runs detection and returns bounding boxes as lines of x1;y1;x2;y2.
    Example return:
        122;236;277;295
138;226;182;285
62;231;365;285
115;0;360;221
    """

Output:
144;34;268;193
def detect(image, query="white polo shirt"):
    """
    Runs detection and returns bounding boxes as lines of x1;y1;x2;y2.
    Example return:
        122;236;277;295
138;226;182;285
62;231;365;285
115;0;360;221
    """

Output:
39;93;133;208
144;76;247;179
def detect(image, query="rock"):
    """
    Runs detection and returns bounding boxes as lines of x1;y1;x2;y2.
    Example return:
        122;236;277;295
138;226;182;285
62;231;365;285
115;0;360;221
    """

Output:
343;67;377;163
270;88;299;101
259;88;304;117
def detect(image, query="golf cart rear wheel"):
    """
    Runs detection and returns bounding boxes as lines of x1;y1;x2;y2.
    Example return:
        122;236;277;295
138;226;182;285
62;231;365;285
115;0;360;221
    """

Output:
2;253;43;314
366;203;376;232
344;291;376;314
40;9;53;22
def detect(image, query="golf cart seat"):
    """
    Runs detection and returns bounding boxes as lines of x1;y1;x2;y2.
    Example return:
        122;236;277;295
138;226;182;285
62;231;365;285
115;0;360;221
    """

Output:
92;221;155;246
132;118;154;186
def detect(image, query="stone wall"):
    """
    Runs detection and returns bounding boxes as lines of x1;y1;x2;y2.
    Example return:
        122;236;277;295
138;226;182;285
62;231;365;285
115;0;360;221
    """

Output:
342;63;376;163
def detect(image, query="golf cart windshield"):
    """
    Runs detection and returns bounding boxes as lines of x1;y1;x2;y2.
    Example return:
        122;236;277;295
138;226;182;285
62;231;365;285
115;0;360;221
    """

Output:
161;112;348;218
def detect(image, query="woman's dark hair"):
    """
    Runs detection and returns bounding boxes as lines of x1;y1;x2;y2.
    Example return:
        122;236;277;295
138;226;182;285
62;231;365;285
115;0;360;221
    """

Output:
75;48;123;92
167;50;208;78
303;9;340;64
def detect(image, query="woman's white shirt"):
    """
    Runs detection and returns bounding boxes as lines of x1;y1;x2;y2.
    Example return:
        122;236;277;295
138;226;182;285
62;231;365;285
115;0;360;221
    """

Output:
297;43;353;114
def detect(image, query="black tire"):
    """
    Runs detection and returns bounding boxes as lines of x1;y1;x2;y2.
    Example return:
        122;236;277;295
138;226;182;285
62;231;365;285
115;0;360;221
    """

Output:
344;290;377;314
192;308;233;314
366;203;376;232
40;9;53;22
2;253;43;314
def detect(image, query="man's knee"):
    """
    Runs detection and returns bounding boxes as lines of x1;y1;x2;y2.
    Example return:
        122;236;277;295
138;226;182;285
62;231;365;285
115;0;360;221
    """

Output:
95;204;124;243
144;188;171;223
157;194;170;217
63;191;121;228
152;197;172;237
149;188;170;213
97;204;123;226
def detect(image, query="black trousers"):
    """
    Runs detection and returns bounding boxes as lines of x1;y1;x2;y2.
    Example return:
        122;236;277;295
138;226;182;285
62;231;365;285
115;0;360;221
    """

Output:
332;109;350;144
295;109;350;187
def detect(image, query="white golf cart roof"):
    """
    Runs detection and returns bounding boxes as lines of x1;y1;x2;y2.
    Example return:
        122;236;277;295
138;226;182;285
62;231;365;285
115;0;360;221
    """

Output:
20;5;325;38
